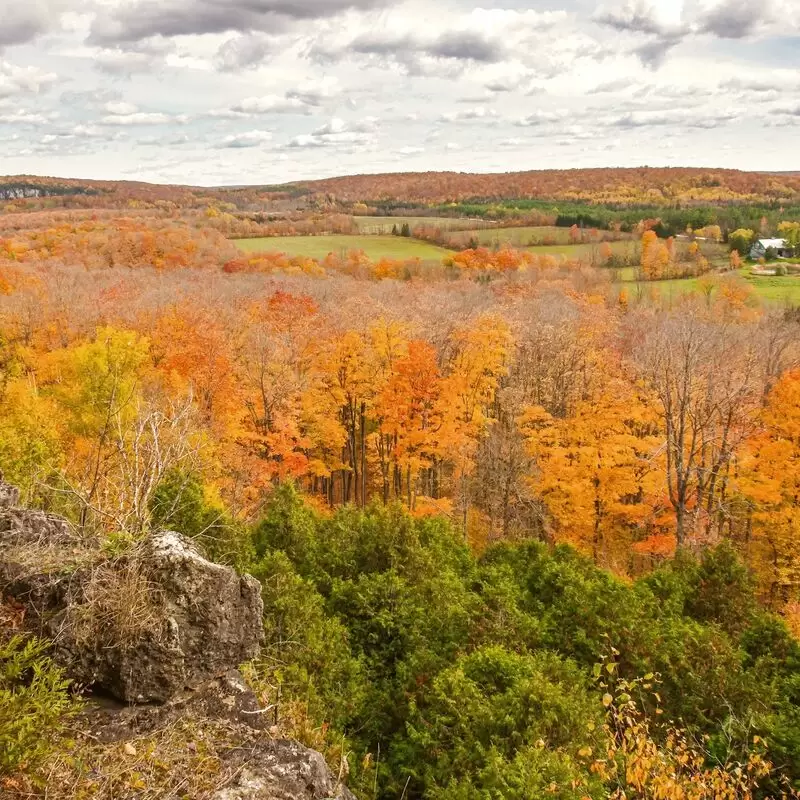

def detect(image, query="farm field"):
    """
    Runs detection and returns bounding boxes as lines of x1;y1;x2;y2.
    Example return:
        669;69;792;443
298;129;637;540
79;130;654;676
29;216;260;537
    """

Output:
616;267;800;304
235;234;451;260
353;216;482;234
525;240;639;261
467;226;583;246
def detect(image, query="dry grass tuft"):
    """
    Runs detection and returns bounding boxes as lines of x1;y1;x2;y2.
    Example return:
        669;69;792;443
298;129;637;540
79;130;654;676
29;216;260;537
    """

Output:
6;717;262;799
68;556;164;649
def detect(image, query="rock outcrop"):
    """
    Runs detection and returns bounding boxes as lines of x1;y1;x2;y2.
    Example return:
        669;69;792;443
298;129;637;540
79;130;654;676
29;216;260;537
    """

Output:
0;479;355;800
0;482;263;703
212;740;355;800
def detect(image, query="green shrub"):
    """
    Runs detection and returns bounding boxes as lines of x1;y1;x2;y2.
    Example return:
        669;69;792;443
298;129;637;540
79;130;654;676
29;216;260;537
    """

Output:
150;469;252;568
0;634;79;775
391;646;603;797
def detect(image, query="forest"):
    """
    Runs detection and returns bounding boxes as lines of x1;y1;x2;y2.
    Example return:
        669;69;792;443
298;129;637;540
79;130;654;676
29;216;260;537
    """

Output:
1;169;800;798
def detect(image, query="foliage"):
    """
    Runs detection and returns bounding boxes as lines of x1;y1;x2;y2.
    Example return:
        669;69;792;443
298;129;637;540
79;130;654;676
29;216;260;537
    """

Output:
0;634;78;776
247;494;800;798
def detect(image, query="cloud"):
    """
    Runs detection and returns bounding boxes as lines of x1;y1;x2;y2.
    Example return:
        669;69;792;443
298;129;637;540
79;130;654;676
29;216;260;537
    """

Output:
104;101;139;115
610;108;738;129
286;117;378;148
314;27;506;71
0;3;65;49
230;95;312;115
100;111;176;125
71;124;109;138
633;35;683;68
720;77;778;92
426;31;505;63
286;77;340;107
0;109;56;125
588;78;638;94
439;106;497;122
219;129;273;148
90;0;393;45
515;109;567;127
215;34;277;71
696;0;774;38
0;62;59;98
398;146;424;155
593;1;680;36
345;29;506;65
93;48;163;75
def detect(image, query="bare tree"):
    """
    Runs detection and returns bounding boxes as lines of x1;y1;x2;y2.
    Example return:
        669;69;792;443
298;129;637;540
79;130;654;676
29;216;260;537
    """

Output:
632;307;765;548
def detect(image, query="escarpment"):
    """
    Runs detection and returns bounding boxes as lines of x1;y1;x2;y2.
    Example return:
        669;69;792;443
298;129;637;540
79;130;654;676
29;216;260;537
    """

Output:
0;479;353;800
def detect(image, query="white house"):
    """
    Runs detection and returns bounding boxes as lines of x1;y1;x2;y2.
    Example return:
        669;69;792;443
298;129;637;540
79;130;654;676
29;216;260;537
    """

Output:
750;238;795;260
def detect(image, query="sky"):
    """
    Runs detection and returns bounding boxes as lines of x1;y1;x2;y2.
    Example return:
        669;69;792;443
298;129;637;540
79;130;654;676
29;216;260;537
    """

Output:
1;0;799;186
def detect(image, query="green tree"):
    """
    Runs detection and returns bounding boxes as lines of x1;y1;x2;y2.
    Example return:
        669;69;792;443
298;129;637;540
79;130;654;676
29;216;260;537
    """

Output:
728;228;755;256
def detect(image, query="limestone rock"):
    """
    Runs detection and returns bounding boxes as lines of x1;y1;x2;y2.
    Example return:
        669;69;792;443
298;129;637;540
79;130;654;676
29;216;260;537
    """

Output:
213;740;355;800
0;489;264;703
81;670;271;743
0;479;20;509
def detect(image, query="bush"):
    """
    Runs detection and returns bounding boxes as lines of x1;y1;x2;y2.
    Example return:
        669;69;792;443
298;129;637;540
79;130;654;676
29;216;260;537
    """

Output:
150;469;251;568
391;646;603;797
0;634;78;776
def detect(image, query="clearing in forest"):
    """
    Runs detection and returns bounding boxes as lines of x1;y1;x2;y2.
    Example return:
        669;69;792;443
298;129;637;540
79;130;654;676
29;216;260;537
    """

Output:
235;234;451;261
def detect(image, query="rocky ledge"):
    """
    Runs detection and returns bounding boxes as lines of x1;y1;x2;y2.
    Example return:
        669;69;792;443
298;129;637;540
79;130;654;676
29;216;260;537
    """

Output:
0;479;352;800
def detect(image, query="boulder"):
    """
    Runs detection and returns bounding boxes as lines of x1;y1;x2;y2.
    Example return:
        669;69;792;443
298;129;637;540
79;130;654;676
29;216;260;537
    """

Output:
81;670;271;743
213;740;355;800
0;488;264;703
0;478;20;508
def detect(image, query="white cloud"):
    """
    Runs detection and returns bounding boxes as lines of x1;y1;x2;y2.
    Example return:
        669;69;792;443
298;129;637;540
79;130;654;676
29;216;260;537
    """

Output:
439;106;497;122
104;101;138;115
220;129;273;148
231;95;312;115
0;62;59;98
1;0;798;181
101;111;174;125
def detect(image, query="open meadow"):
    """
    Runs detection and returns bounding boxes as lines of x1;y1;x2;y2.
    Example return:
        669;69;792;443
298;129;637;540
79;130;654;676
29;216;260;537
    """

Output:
352;216;482;234
613;266;800;304
235;234;451;260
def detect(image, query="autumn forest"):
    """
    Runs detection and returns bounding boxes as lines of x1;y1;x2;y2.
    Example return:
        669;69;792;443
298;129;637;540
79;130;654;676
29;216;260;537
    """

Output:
3;167;800;799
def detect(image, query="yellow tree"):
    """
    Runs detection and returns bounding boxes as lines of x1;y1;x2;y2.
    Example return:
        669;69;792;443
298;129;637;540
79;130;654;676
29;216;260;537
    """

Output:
37;327;201;533
375;339;442;507
315;329;373;505
522;373;662;567
436;314;512;534
738;370;800;606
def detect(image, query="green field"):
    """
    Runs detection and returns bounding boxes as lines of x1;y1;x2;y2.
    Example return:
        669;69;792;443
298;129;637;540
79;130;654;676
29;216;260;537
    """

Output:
353;216;482;234
467;226;578;246
615;267;800;305
525;240;639;261
235;235;451;261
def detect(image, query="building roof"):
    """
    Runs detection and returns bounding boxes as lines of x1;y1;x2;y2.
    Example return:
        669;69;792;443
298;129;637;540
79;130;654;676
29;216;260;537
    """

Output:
754;238;788;248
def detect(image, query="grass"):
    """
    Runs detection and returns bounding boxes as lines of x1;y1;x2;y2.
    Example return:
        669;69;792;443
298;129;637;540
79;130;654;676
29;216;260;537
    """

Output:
353;216;481;234
615;266;800;305
235;235;451;261
525;241;639;260
466;226;578;246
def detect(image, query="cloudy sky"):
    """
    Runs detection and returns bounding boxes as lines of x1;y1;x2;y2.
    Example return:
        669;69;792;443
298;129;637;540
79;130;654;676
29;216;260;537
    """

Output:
2;0;799;185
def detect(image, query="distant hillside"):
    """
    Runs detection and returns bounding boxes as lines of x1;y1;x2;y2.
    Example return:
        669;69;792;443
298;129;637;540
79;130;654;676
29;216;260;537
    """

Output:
295;167;800;205
2;168;800;212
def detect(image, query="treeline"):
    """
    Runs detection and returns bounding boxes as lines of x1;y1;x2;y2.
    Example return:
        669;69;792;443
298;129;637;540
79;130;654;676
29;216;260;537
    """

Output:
303;166;800;204
366;198;800;238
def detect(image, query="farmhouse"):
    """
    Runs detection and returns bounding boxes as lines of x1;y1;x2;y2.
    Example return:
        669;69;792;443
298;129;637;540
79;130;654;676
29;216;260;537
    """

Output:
750;238;795;260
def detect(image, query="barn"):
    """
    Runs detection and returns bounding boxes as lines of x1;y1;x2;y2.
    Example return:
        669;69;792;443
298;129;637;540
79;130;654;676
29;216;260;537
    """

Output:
749;238;795;260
